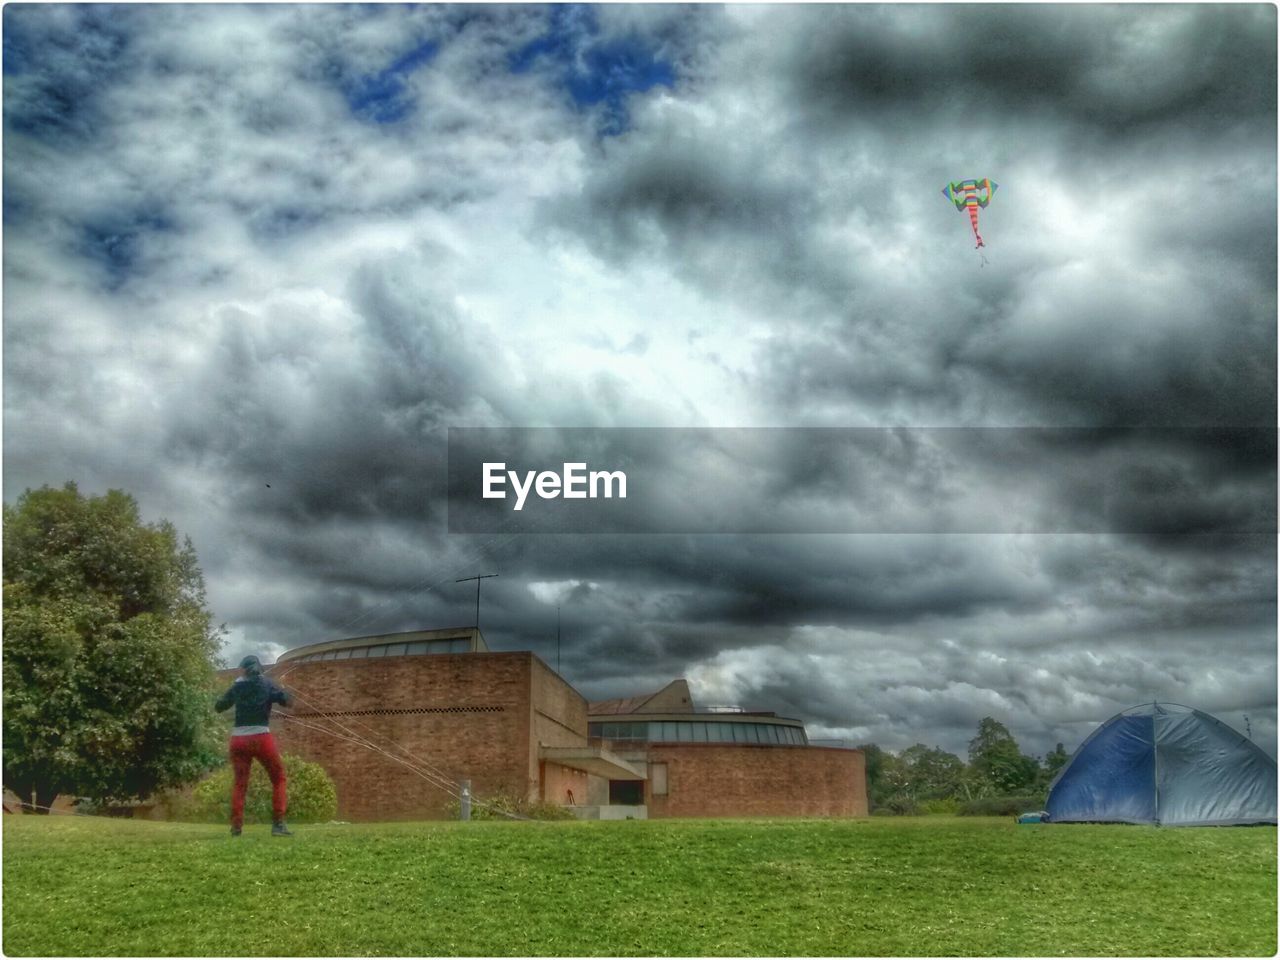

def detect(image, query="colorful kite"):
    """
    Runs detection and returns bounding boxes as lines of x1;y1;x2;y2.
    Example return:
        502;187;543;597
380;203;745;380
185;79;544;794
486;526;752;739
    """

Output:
942;178;998;250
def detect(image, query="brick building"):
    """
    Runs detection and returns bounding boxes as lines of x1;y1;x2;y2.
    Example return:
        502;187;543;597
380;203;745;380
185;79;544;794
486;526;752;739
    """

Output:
261;627;866;821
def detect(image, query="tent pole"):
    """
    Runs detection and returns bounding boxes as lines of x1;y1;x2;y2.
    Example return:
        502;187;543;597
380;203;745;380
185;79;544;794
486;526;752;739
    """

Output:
1152;700;1160;826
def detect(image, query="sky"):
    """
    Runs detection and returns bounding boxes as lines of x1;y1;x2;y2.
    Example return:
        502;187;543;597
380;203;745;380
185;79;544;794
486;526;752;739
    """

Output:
3;3;1276;761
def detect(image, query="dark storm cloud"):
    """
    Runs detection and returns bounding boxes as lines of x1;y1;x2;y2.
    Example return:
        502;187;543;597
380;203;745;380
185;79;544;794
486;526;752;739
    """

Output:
791;5;1275;136
3;5;1274;760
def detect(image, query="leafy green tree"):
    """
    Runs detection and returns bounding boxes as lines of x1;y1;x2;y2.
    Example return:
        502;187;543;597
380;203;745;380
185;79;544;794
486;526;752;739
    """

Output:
3;483;223;811
893;744;968;800
1044;742;1070;778
967;716;1040;795
857;743;890;810
1034;741;1071;792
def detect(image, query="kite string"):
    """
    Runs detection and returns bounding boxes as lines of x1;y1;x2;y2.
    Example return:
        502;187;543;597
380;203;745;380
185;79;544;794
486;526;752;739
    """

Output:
277;681;460;786
278;713;461;796
273;683;530;821
283;712;529;821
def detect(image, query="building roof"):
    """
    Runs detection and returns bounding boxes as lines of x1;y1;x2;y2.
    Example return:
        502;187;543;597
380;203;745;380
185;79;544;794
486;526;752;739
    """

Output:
589;679;694;716
276;626;488;663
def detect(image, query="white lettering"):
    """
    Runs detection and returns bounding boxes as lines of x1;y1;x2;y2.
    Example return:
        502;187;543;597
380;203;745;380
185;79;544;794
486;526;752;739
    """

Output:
509;469;536;512
482;463;506;498
591;469;627;499
562;462;587;498
535;470;561;499
482;462;626;510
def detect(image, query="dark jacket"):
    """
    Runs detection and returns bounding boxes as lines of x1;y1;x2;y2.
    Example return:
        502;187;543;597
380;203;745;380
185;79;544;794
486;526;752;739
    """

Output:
216;675;292;728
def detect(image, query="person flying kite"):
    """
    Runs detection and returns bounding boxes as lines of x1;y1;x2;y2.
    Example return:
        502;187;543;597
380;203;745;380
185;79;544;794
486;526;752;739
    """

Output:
942;178;998;250
215;655;294;836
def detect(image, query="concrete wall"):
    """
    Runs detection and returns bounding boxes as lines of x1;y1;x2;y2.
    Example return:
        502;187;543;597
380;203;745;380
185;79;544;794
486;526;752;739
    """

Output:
270;653;538;820
642;743;867;818
527;657;590;799
540;761;589;807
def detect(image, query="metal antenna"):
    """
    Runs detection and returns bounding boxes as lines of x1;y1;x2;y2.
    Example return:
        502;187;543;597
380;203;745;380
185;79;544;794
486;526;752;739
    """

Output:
1245;715;1252;739
556;605;561;674
456;574;498;633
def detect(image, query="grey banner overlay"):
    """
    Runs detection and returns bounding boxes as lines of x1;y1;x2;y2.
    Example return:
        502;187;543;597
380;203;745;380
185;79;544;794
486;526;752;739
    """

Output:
447;428;1276;534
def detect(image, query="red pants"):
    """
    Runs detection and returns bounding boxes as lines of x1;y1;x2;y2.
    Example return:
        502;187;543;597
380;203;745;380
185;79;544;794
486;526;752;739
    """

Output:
229;733;287;827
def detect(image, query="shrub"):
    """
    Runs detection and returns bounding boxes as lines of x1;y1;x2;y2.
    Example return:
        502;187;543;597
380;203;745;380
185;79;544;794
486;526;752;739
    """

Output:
444;790;575;821
918;798;961;815
957;794;1047;817
870;796;920;816
185;754;337;823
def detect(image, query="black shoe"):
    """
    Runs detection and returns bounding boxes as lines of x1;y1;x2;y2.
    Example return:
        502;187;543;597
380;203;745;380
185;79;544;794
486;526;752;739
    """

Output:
271;821;293;836
231;825;242;836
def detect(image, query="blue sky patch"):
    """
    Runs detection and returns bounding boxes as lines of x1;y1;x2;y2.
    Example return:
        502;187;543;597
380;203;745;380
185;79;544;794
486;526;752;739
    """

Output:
511;5;676;135
75;209;175;290
3;7;134;142
345;39;439;124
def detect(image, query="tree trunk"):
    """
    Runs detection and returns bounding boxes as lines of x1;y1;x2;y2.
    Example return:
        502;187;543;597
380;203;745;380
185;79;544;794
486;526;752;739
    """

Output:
33;779;59;815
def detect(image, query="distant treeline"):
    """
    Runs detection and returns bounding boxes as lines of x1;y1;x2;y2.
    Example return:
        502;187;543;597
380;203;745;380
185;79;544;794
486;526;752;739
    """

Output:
858;717;1068;815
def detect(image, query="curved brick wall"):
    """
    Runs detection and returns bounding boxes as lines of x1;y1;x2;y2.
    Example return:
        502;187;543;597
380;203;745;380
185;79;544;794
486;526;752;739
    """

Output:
644;743;867;818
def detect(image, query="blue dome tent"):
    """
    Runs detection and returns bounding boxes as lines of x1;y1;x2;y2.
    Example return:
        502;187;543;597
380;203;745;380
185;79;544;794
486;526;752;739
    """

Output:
1046;702;1277;826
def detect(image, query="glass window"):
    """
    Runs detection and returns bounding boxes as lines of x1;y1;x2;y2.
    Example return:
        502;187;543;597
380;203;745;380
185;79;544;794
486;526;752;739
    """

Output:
449;638;470;652
386;643;407;657
334;649;351;660
349;647;368;658
367;645;387;658
609;780;645;805
676;722;692;741
321;651;338;661
650;763;668;796
588;723;602;737
769;725;782;744
406;642;429;655
712;723;730;742
693;722;709;742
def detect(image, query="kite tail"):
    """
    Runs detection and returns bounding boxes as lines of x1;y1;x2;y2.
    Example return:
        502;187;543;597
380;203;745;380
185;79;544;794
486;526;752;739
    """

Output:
968;205;984;247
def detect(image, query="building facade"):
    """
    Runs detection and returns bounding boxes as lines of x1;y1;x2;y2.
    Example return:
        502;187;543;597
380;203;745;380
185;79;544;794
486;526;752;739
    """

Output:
263;628;866;821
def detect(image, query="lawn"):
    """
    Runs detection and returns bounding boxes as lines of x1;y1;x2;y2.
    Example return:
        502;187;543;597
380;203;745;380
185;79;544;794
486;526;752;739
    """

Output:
2;815;1274;956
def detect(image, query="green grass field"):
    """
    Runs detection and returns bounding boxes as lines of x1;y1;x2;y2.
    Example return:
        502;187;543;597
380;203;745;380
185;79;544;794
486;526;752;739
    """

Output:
3;815;1274;956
